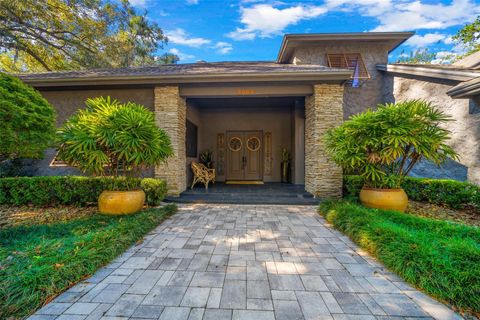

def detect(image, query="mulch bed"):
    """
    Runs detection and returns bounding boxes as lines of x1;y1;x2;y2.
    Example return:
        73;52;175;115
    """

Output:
407;201;479;227
0;205;97;228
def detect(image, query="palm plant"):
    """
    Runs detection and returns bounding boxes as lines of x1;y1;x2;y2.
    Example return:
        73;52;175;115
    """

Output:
325;100;458;189
57;96;173;189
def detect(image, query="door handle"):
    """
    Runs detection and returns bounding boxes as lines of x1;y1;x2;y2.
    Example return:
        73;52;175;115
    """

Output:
242;156;247;168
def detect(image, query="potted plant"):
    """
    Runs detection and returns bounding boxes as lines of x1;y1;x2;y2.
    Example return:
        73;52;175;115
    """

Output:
281;148;290;183
57;96;173;215
200;150;214;169
325;100;458;211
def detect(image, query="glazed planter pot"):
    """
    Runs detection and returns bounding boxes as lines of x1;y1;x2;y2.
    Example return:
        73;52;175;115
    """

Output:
359;187;408;212
98;190;146;215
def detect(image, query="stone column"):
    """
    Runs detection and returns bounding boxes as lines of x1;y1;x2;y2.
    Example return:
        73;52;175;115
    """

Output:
154;86;186;196
304;84;344;198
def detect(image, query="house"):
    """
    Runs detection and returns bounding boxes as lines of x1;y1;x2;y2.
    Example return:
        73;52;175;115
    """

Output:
17;32;480;197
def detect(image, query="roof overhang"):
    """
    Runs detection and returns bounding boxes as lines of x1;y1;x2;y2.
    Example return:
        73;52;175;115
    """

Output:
376;64;480;82
447;76;480;98
19;70;353;88
277;32;415;63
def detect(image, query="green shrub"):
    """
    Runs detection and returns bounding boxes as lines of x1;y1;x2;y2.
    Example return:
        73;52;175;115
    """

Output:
0;176;167;206
325;100;458;188
57;96;173;188
0;73;56;164
319;199;480;314
344;175;480;210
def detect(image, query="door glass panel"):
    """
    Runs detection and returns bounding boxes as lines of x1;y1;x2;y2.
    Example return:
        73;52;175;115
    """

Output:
228;136;242;152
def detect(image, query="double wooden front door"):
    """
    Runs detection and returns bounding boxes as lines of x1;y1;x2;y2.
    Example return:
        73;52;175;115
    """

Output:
226;131;263;181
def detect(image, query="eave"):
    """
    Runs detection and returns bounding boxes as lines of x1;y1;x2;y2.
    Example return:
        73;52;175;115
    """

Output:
376;64;480;82
447;76;480;98
277;32;414;64
19;70;353;88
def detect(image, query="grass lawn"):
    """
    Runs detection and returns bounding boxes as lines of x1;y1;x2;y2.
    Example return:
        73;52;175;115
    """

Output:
320;199;480;317
0;204;177;319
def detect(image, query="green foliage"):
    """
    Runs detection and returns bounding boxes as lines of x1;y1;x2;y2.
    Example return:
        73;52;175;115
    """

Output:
0;0;178;72
319;199;480;314
344;175;480;210
0;73;56;162
325;100;458;188
0;176;168;206
396;48;437;64
57;96;173;188
200;150;214;168
452;16;480;55
0;204;177;319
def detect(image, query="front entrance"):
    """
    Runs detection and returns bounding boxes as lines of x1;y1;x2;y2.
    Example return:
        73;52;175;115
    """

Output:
226;131;263;181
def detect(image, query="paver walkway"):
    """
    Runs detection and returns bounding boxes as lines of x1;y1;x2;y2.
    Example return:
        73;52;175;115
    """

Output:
30;204;462;320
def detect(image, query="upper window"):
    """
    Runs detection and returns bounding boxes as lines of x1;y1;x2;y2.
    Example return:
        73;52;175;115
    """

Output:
326;53;370;87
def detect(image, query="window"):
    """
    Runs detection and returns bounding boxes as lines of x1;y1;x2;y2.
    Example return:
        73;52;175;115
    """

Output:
186;120;198;157
49;151;68;167
326;53;370;87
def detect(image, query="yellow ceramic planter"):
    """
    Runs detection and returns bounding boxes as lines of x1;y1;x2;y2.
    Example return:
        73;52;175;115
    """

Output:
98;190;145;215
359;187;408;212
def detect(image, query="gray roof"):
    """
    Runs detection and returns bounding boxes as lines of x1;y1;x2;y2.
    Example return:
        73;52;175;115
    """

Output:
18;61;347;81
377;63;480;82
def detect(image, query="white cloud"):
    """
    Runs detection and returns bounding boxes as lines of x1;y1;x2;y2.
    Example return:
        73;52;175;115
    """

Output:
405;33;447;48
370;0;480;32
167;28;211;47
186;0;198;4
214;42;233;54
129;0;148;7
228;0;480;40
227;4;327;40
169;48;195;61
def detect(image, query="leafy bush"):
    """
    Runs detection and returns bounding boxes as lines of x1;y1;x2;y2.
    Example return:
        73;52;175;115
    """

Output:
57;96;173;189
325;100;458;188
319;199;480;314
0;176;167;206
0;73;56;163
344;175;480;209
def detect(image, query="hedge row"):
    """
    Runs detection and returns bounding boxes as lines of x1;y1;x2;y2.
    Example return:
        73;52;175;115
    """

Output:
344;175;480;210
0;176;167;206
319;199;480;314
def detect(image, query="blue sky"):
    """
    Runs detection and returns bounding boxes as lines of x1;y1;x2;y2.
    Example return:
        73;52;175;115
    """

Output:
131;0;480;63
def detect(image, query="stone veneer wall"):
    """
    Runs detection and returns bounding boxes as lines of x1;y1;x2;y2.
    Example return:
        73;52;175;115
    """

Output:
154;86;187;196
305;84;344;197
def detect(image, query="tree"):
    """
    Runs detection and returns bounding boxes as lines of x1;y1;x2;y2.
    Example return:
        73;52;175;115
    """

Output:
0;0;178;72
157;53;180;64
396;49;436;64
452;16;480;55
0;73;56;163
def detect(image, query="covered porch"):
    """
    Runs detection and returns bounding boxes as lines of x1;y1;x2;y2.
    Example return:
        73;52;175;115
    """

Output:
154;81;345;200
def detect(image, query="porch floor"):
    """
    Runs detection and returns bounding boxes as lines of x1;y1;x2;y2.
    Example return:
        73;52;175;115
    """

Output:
166;183;319;205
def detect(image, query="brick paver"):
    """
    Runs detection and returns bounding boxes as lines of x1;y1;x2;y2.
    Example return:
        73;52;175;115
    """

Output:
29;204;462;320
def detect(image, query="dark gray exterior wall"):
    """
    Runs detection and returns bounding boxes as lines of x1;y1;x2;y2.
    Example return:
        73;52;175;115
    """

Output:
21;88;155;177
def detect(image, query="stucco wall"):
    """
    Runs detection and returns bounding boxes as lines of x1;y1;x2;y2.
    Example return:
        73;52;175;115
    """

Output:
292;44;389;118
383;74;480;184
40;88;154;125
22;88;155;177
199;106;293;182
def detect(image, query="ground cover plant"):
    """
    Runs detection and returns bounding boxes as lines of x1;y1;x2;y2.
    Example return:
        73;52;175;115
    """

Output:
0;204;177;319
319;199;480;316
